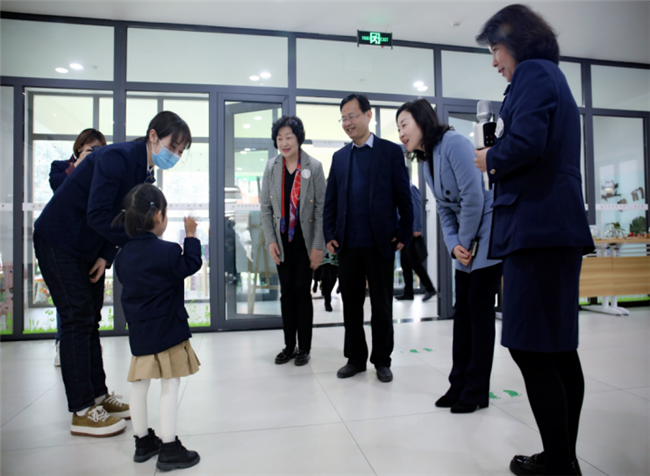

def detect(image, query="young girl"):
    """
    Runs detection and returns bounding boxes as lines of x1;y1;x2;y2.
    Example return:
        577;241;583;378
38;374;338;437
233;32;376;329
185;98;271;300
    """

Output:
113;183;202;471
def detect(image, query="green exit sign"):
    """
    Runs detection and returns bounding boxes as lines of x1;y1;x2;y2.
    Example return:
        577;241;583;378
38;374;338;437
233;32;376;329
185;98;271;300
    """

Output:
357;30;393;49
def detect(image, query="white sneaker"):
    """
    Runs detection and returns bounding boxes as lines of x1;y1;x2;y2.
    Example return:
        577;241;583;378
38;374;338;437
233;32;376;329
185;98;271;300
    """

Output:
54;342;61;367
70;404;126;437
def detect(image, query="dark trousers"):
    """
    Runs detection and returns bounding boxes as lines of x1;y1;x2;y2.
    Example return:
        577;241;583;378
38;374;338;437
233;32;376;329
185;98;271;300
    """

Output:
510;349;584;475
276;233;313;351
338;247;394;368
33;232;107;413
400;241;435;296
446;263;502;406
320;264;338;305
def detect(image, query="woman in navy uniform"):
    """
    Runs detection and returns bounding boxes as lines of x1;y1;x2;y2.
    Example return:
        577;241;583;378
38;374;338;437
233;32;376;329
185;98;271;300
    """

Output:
34;111;191;438
474;5;594;475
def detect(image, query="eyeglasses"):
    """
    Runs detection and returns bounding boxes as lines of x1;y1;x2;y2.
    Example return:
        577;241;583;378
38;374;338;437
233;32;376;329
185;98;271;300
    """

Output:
339;114;361;124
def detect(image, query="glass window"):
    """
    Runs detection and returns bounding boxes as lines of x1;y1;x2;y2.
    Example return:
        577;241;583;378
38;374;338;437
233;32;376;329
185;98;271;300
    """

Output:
224;101;282;320
126;92;211;327
0;19;114;81
592;65;650;111
23;88;114;334
441;50;506;101
297;39;434;95
1;87;13;335
559;62;583;107
297;103;349;176
127;28;288;87
594;116;647;236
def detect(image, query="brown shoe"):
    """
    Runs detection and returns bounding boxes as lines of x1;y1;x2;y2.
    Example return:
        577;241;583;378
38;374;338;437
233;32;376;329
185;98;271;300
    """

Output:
70;404;126;437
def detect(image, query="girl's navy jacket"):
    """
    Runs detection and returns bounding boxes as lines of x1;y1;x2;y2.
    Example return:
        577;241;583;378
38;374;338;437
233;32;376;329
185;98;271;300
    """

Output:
115;233;202;356
35;140;148;264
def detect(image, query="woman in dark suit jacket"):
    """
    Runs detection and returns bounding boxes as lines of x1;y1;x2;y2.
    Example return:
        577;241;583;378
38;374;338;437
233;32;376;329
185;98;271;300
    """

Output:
34;111;191;437
474;5;594;475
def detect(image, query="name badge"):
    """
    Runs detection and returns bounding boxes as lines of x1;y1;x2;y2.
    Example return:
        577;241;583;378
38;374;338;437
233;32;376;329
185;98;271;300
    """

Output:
495;117;505;138
301;169;311;179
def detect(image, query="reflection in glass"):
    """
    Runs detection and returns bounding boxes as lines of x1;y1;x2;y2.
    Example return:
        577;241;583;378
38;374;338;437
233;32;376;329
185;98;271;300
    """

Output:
594;116;646;235
24;88;115;334
225;102;282;319
126;92;211;327
1;87;13;335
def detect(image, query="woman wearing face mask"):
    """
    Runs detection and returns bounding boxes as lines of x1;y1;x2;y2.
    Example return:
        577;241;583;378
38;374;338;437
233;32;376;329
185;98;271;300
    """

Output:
473;5;593;476
48;128;107;367
397;99;502;414
260;116;327;366
34;111;191;439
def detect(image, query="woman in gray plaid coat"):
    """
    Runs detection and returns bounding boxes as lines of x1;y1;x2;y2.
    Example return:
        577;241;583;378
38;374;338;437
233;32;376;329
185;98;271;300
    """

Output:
260;116;327;366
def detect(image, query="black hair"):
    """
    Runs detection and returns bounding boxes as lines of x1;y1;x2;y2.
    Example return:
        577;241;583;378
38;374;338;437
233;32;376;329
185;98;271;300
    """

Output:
73;129;107;158
340;93;371;113
135;111;192;149
271;116;306;149
476;4;560;65
111;184;168;237
396;99;451;162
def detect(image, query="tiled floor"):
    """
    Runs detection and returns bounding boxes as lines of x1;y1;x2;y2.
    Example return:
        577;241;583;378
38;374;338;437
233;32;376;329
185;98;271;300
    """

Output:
1;307;648;475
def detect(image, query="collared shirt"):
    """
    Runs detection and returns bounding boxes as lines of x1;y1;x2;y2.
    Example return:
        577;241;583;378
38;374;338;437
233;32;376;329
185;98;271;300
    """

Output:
352;133;375;149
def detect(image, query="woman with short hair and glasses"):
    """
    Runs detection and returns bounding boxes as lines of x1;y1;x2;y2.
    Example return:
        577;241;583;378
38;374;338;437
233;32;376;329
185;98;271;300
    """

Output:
474;5;594;475
260;115;327;366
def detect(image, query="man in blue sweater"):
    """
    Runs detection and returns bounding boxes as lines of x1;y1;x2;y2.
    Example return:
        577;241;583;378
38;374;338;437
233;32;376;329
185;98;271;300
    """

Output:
323;94;413;383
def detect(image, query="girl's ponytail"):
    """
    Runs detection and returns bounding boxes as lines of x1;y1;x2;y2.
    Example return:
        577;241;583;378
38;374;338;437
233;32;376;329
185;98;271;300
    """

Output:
111;209;126;229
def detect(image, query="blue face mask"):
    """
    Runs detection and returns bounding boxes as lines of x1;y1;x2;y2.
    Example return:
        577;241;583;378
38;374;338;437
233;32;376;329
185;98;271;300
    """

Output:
152;139;181;170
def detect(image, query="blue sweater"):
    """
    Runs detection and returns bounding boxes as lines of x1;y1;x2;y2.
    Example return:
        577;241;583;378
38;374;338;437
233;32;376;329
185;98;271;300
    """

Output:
345;145;374;248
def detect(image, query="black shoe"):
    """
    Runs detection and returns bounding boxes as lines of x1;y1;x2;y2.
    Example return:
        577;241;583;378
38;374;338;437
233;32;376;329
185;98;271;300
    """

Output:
422;290;437;302
435;395;457;408
156;437;200;471
325;301;333;312
275;347;297;364
295;350;311;366
133;428;162;463
450;400;489;414
395;294;414;301
376;366;393;382
510;453;582;476
509;452;545;475
336;363;366;378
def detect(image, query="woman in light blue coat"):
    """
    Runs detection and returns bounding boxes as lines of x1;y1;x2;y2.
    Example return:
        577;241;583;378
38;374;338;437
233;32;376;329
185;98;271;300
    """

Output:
397;99;502;413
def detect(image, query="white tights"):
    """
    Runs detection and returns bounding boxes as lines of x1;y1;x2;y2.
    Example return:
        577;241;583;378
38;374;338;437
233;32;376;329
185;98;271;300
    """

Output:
130;377;180;444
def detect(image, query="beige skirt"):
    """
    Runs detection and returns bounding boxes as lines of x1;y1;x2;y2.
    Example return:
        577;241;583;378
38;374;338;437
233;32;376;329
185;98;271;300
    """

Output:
127;339;200;382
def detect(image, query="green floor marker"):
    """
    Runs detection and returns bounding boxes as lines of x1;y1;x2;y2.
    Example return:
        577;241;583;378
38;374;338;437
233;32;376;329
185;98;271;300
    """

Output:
410;349;419;353
504;390;520;397
489;392;501;400
423;348;433;352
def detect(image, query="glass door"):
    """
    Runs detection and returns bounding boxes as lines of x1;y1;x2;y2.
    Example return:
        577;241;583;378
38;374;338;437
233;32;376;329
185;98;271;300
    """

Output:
220;98;286;329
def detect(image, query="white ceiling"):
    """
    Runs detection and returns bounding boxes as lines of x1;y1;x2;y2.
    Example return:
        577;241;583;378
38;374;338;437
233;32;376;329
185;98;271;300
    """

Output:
2;1;649;64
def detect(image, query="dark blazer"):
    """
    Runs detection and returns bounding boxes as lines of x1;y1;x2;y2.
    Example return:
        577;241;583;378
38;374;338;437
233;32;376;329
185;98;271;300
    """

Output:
34;140;149;264
115;233;202;356
323;135;413;260
486;59;594;258
49;158;73;192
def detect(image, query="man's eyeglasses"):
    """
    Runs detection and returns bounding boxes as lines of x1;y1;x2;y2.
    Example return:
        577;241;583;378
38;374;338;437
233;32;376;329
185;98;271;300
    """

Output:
339;114;361;124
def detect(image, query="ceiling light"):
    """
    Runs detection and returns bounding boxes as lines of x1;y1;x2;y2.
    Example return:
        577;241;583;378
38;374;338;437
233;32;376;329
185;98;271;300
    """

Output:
413;81;424;88
469;132;475;137
236;167;243;171
55;67;68;74
254;116;262;121
243;124;251;129
240;151;248;155
249;75;260;81
260;159;264;161
260;72;271;79
69;63;83;70
244;148;251;151
417;86;428;92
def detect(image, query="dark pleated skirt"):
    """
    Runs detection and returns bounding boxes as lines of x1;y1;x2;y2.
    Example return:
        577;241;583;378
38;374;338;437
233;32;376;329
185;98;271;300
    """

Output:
501;247;584;352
